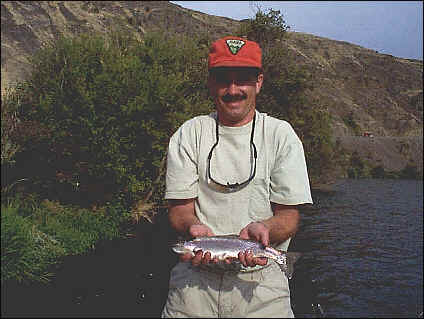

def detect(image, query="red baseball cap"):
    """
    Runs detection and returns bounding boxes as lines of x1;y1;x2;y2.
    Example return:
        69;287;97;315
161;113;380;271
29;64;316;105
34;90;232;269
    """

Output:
208;36;262;70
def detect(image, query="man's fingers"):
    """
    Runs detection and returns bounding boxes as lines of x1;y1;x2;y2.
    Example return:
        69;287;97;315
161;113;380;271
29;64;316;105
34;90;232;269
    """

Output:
238;251;248;267
240;251;255;267
189;224;215;238
191;250;203;266
253;257;268;266
238;251;269;268
184;248;266;267
259;232;270;247
202;251;211;265
245;250;256;267
239;229;249;240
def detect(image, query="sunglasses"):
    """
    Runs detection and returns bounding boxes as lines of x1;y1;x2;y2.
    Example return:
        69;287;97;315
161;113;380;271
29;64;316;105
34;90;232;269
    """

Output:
207;114;257;191
210;69;260;86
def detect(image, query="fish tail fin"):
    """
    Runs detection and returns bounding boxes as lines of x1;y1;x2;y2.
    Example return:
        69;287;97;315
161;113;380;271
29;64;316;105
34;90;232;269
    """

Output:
276;251;302;280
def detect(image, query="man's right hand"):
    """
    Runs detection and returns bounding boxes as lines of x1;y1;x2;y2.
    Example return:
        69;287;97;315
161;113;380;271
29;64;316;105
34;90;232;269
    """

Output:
180;224;219;266
189;224;214;238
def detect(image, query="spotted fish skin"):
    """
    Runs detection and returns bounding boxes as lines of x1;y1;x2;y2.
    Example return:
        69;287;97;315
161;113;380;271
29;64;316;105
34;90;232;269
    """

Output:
172;235;301;279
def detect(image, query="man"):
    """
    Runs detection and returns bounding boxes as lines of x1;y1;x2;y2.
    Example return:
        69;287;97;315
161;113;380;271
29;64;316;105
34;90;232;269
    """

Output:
161;36;313;318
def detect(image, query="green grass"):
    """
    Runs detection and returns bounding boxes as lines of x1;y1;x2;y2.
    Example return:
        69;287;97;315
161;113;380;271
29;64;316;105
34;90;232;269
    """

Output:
1;196;129;284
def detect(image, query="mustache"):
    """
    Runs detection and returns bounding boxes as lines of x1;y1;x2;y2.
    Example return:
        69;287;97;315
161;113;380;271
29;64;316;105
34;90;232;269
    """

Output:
221;93;247;103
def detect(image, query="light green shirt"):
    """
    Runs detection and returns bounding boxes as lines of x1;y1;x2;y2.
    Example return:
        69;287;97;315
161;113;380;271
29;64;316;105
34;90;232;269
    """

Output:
165;110;313;252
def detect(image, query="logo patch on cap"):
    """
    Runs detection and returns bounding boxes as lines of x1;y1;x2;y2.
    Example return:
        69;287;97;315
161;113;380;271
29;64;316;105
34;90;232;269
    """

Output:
226;39;245;55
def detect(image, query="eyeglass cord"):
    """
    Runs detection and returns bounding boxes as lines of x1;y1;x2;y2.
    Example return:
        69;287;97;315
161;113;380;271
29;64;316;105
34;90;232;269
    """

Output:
207;113;257;188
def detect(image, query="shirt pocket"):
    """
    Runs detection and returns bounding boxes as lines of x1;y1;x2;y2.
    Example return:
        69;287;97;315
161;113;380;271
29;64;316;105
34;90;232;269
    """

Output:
248;177;272;220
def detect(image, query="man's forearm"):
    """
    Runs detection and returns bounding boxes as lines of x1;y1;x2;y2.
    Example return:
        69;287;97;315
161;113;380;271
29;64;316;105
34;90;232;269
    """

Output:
261;203;300;245
168;198;201;236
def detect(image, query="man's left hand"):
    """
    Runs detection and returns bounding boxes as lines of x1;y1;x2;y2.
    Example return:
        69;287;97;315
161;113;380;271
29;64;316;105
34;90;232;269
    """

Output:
238;221;269;267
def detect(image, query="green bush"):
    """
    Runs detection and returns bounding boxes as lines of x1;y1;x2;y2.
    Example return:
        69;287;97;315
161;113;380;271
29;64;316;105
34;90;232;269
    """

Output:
11;30;212;207
238;8;290;51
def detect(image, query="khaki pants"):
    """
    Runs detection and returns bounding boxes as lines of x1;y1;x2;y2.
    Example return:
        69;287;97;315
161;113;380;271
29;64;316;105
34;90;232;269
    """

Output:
161;261;294;318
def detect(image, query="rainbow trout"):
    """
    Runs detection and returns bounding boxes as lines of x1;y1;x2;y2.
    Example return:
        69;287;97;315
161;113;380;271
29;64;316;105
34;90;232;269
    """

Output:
172;235;302;279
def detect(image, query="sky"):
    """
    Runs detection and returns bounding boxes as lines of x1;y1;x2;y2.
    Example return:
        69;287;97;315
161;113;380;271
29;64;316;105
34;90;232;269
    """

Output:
171;1;423;60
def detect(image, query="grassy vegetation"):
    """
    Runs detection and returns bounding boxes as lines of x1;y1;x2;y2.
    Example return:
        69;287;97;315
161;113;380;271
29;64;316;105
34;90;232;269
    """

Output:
1;195;128;284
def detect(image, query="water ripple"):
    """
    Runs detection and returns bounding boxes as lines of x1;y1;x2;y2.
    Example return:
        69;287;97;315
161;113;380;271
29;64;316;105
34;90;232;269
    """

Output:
295;179;423;317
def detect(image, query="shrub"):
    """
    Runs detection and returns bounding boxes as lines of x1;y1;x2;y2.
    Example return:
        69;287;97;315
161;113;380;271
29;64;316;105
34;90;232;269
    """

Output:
12;30;212;207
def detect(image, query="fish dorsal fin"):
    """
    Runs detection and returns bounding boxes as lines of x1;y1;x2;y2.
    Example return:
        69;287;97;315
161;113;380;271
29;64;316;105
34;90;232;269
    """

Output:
192;234;239;241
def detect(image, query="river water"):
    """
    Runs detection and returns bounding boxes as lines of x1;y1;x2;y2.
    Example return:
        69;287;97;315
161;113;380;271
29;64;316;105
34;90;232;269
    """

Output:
291;178;423;318
2;179;423;318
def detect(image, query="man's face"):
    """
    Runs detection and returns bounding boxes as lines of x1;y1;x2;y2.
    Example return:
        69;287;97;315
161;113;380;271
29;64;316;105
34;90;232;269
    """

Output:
208;67;263;126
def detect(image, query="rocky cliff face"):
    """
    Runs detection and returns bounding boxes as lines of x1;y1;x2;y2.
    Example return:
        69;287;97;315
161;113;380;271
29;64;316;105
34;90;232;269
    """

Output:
2;1;423;173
